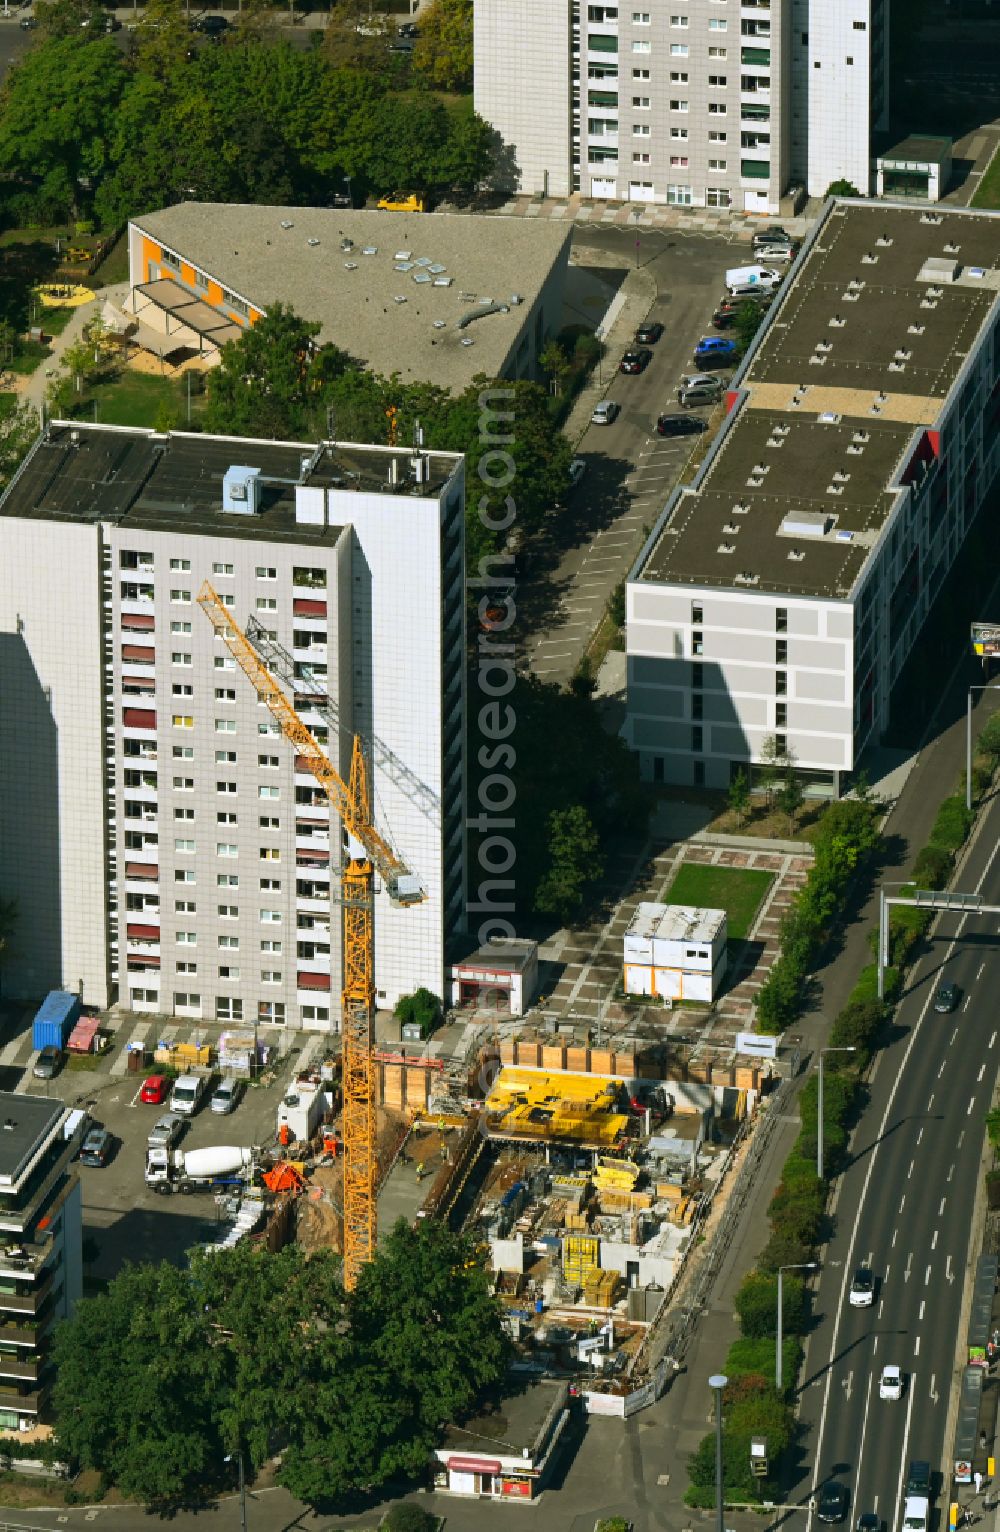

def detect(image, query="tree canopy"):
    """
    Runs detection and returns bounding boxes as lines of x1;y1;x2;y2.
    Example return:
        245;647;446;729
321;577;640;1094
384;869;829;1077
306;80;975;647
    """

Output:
413;0;474;92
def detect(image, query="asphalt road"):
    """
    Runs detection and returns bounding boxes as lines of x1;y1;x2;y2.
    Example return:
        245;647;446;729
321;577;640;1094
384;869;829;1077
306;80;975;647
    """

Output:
795;799;1000;1532
525;225;749;683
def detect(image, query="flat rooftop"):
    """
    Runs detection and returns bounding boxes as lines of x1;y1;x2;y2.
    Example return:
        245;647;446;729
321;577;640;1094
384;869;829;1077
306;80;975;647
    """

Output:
0;1094;65;1187
626;901;726;944
439;1380;565;1455
133;203;571;391
638;200;1000;599
0;424;461;542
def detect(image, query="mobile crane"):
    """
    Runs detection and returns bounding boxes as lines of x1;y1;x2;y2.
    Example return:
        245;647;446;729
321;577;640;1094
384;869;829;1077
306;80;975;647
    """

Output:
197;583;424;1289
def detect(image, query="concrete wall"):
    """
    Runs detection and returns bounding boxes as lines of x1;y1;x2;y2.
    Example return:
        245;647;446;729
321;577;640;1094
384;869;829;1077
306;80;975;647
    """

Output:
474;0;573;197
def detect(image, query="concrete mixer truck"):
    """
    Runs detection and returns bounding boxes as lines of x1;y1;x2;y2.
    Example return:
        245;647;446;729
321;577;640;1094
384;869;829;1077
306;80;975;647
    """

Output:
145;1142;257;1195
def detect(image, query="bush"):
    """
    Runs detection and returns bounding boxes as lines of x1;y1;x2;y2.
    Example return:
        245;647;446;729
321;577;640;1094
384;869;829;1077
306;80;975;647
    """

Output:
393;987;442;1038
383;1509;438;1532
911;842;954;889
929;794;973;853
735;1271;807;1339
829;997;888;1065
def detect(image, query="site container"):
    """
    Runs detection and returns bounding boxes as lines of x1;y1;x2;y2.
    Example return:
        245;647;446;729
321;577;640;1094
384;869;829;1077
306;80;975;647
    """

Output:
32;991;81;1052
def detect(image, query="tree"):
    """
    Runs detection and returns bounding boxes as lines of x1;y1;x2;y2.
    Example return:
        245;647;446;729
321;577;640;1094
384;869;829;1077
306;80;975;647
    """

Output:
735;1270;806;1339
203;305;343;439
0;405;39;496
413;0;473;91
776;768;804;834
534;804;603;924
978;712;1000;764
825;179;862;197
539;338;570;397
0;899;17;997
734;299;767;354
394;987;443;1037
757;733;793;807
727;768;751;826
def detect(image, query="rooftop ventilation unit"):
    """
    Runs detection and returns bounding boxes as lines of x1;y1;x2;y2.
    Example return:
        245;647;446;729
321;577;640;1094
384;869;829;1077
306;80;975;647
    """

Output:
918;259;958;284
222;465;262;517
280;220;294;230
734;571;759;586
394;250;412;261
307;238;320;247
920;212;943;225
809;353;828;366
829;314;846;328
817;411;842;425
861;252;879;265
831;469;852;483
787;548;805;561
851;430;870;444
907;323;925;336
717;542;736;555
835;529;855;542
362;246;378;256
779;511;832;539
511;293;523;305
722;522;742;535
341;238;354;252
876;235;894;248
943;242;961;255
344;262;358;271
732;501;749;515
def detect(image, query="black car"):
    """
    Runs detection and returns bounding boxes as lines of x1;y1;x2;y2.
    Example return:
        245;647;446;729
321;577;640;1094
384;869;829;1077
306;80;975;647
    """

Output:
857;1515;884;1532
620;347;653;375
712;309;738;329
18;14;36;26
817;1482;849;1524
79;1127;114;1168
906;1462;931;1496
933;981;960;1013
752;225;792;247
193;14;229;35
397;20;419;36
656;414;706;438
635;320;664;345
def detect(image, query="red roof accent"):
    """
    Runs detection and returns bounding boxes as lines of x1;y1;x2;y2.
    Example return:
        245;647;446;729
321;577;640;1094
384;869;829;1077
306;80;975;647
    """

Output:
121;613;155;630
447;1457;503;1474
297;971;331;990
126;923;160;940
123;708;156;729
293;599;327;617
127;955;161;969
297;849;330;863
125;863;159;879
122;644;155;662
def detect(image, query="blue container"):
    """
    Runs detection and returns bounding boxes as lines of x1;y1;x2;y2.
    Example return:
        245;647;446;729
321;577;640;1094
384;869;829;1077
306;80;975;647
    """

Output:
32;991;81;1052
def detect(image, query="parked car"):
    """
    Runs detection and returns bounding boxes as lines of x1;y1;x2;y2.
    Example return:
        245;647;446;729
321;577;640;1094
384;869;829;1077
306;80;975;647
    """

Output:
906;1462;931;1497
933;981;960;1013
211;1077;244;1115
751;225;793;249
676;374;724;408
147;1112;187;1150
656;413;706;438
848;1264;875;1307
857;1514;884;1532
620;347;653;375
694;336;738;367
387;39;414;52
169;1073;208;1117
591;399;620;425
18;14;36;26
712;308;738;330
79;1127;114;1168
140;1074;170;1105
635;320;664;345
192;13;229;34
817;1482;849;1524
568;457;587;488
397;20;419;35
32;1046;63;1080
879;1364;904;1401
763;241;799;263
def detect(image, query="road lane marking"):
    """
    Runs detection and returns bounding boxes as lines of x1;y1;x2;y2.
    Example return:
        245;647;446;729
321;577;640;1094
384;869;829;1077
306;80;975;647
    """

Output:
904;1252;912;1281
900;1193;906;1211
917;1127;924;1144
978;963;986;981
919;1300;926;1319
930;1373;938;1404
928;1094;935;1108
964;995;972;1012
908;1159;915;1178
979;1065;986;1082
959;1130;965;1146
932;1230;938;1249
968;1096;976;1115
947;1164;954;1181
892;1228;898;1246
914;1336;921;1355
947;1255;955;1283
894;1372;918;1530
925;1264;931;1285
853;1369;875;1515
951;1027;960;1044
990;1032;997;1049
938;1061;946;1078
940;1196;947;1213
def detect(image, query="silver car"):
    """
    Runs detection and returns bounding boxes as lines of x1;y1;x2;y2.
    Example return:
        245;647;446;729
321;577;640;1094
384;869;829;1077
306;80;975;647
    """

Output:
676;374;724;408
147;1112;186;1151
591;400;620;425
210;1076;243;1115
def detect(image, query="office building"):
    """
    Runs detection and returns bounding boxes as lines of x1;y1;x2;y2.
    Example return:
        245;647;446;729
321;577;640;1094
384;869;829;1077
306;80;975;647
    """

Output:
624;200;1000;793
0;426;467;1027
122;204;571;388
474;0;888;209
0;1094;83;1429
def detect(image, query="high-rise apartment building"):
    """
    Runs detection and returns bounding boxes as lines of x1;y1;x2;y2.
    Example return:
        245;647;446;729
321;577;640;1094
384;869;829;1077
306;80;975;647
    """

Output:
474;0;888;209
0;426;467;1030
0;1093;83;1429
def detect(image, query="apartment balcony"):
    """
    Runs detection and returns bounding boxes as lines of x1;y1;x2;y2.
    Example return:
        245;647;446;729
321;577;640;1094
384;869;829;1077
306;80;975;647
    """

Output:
297;949;331;973
0;1272;53;1315
296;832;331;854
296;972;332;993
0;1243;51;1283
122;842;158;864
121;783;157;803
124;869;160;891
0;1353;41;1385
122;708;157;733
0;1322;39;1348
296;895;330;915
0;1383;42;1415
125;937;160;956
293;645;327;664
120;596;155;615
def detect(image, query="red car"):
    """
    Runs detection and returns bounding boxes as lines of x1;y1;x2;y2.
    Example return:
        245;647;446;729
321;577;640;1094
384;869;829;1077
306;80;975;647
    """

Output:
140;1074;170;1105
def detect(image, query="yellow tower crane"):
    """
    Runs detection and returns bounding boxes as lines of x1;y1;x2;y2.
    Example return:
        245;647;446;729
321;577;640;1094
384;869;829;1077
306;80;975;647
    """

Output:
197;582;425;1289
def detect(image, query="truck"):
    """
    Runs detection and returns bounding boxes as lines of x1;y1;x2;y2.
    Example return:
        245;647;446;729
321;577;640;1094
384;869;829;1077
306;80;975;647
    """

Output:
145;1143;256;1195
32;991;81;1053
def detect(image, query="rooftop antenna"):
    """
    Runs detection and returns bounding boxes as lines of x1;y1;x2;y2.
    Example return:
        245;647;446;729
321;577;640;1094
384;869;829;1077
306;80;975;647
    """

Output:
325;406;336;443
412;417;424;450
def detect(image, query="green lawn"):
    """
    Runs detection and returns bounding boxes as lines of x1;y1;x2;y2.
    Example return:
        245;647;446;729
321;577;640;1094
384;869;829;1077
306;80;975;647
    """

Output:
972;141;1000;208
663;862;774;940
90;372;198;429
8;340;51;376
42;306;79;338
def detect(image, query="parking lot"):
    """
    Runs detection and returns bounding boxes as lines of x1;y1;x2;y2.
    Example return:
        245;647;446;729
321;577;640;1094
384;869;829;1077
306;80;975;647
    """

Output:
0;1007;328;1283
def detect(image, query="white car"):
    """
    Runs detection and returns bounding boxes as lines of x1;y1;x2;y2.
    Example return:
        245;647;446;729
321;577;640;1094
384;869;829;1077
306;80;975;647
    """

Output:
591;400;620;425
879;1364;904;1401
568;457;587;488
848;1265;875;1307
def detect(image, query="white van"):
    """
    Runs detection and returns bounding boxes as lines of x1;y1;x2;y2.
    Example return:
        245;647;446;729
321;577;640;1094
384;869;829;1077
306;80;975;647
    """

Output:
169;1073;207;1117
902;1497;929;1532
725;264;781;296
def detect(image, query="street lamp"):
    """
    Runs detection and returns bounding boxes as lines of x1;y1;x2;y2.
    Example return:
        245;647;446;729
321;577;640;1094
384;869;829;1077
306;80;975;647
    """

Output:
709;1372;728;1532
224;1452;247;1532
817;1046;856;1178
776;1262;817;1391
343;174;353;208
966;684;1000;811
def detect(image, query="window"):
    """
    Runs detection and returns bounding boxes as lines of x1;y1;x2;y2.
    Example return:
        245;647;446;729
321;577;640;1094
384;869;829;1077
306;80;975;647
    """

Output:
708;73;727;85
215;719;236;733
589;88;619;106
217;781;237;794
259;1002;286;1024
176;963;198;977
215;688;237;703
708;157;727;170
260;909;283;923
176;931;196;945
845;55;853;63
776;607;788;631
169;558;191;572
669;42;688;55
255;565;278;581
218;965;241;980
172;683;193;698
708;129;728;141
633;152;651;163
258;723;280;737
217;843;239;857
708;44;727;56
175;869;195;884
853;18;866;27
691;725;703;751
708;15;728;27
632;38;651;51
776;670;787;695
170;589;191;604
171;621;192;634
258;785;279;799
708;101;728;113
670;13;688;24
261;970;282;984
173;776;194;790
632;95;650;107
692;662;704;688
131;988;159;1006
632;9;649;19
214;656;235;670
776;703;787;728
174;991;201;1007
175;838;195;854
669;70;688;81
692;603;703;623
670;99;689;111
692;693;703;720
172;652;192;667
212;562;234;577
670;155;689;167
632;66;650;78
670;127;689;139
259;754;280;768
261;939;283;952
259;877;281;891
775;733;787;755
218;935;239;950
217;811;237;826
693;760;705;787
588;116;619;135
216;998;243;1021
300;1005;328;1024
776;639;788;664
259;815;280;830
260;847;281;861
173;715;194;729
633;122;651;134
667;184;693;204
692;628;704;655
217;873;239;887
175;900;196;914
256;597;278;611
173;807;194;822
215;750;237;764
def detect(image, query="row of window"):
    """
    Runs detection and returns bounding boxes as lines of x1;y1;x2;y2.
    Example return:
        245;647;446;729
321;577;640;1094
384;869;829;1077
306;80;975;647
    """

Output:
128;995;329;1025
121;555;299;582
127;871;330;899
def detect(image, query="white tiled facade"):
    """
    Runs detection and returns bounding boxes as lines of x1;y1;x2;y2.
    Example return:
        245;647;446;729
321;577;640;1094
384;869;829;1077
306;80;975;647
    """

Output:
0;429;467;1030
474;0;887;209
